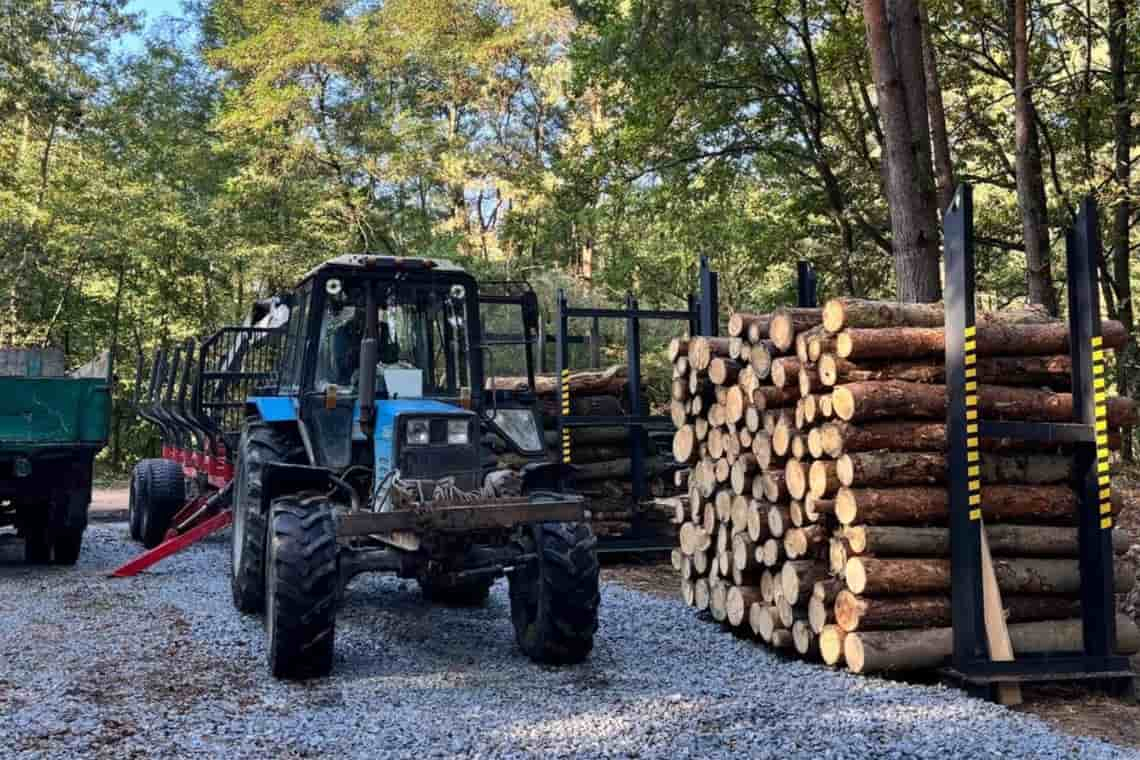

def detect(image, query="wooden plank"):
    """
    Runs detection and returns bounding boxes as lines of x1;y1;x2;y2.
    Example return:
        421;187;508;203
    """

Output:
980;523;1023;705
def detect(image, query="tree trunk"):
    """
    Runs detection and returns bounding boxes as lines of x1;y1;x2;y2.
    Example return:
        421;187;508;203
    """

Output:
862;0;942;302
834;590;1081;632
1109;0;1135;462
830;380;1137;426
836;320;1127;360
918;3;955;215
842;524;1131;557
844;616;1140;673
844;556;1134;595
834;484;1108;526
1012;0;1059;315
727;312;772;340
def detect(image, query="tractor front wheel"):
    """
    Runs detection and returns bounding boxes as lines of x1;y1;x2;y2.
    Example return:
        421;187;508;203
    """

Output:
265;494;338;680
508;522;600;665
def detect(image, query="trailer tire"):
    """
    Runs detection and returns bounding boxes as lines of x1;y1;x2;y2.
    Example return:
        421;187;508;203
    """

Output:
508;522;600;665
266;494;338;680
128;461;149;541
232;421;298;614
418;574;494;606
140;459;184;549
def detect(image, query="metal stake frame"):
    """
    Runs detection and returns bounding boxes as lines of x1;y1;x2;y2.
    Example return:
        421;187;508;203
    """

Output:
941;183;1133;697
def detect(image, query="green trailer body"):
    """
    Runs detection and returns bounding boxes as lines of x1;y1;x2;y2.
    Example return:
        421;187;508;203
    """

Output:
0;357;112;564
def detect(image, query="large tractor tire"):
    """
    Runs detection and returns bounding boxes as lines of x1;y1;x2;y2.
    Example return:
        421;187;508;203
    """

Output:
508;522;600;665
231;420;299;614
22;507;52;565
418;573;495;606
51;525;84;566
266;494;338;680
139;459;185;549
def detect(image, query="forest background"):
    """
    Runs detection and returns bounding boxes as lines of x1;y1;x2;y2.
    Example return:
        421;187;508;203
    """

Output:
1;0;1137;470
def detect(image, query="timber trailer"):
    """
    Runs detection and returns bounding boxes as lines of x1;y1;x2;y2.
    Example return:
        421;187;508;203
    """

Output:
120;255;600;679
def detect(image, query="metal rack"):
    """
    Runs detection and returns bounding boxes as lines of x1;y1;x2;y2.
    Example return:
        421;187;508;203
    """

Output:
941;183;1134;698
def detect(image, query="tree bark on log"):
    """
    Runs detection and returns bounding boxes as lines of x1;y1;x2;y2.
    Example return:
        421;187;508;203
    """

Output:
819;420;1123;457
845;556;1135;596
842;524;1131;557
489;365;628;395
834;591;1082;632
835;484;1116;526
821;299;1055;333
769;308;824;351
771;358;801;389
818;353;1073;389
688;337;734;371
808;460;841;499
845;616;1140;674
831;380;1137;426
835;451;1074;488
728;312;772;340
836;320;1127;360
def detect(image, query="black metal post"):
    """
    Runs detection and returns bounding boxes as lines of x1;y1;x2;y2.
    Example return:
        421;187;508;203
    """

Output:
699;255;719;336
687;292;699;338
943;184;987;667
1067;198;1117;659
626;292;644;508
797;261;818;307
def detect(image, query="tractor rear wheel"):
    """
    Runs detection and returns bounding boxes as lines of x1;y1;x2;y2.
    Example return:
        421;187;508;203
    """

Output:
231;420;298;614
139;459;184;549
265;494;338;680
508;522;600;665
418;574;494;606
51;526;84;565
22;508;52;565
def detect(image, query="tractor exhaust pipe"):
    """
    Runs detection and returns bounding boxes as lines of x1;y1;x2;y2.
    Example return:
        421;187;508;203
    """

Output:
359;281;379;437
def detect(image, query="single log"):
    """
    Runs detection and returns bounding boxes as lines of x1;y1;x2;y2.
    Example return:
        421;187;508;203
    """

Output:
670;400;689;429
807;460;841;499
692;578;711;611
680;578;695;606
776;595;806;628
836;320;1127;361
726;585;764;627
807;427;825;459
762;471;789;504
489;365;628;395
688;336;734;371
761;538;782;567
831;380;1137;427
749;342;774;380
576;457;671;481
728;312;772;339
821;420;1122;456
819;624;847;666
732;532;758;570
814;578;844;604
724;385;747;425
767;504;791;539
808;595;834;634
673;426;697;464
843;524;1131;557
708;357;742;386
771;357;801;389
755;385;800;408
845;557;1135;596
784;460;808;501
744;405;762;433
770;307;825;352
803;494;834;522
668;338;689;363
729;494;751;534
818;393;833;418
709;581;729;622
836;451;1075;488
781;560;828;603
793;619;819;658
834;484;1119;526
731;454;758;496
845;616;1140;674
819;353;1073;389
759;569;776;602
829;538;849;576
801;395;818;426
714;489;733;523
822;298;1055;333
543;426;634;447
784;524;827;559
747;500;769;543
799;369;824;397
834;591;1083;632
808;333;838;363
673;356;690;378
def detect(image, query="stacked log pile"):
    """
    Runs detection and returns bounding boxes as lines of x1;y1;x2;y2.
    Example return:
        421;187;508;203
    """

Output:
488;365;680;538
668;299;1140;674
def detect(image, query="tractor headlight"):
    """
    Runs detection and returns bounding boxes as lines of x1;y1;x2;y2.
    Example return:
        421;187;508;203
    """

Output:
447;419;469;445
406;419;430;445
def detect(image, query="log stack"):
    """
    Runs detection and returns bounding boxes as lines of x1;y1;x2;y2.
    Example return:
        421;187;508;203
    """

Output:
488;364;682;539
669;299;1140;675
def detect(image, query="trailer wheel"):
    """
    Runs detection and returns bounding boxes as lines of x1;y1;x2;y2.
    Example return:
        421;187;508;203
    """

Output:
232;420;299;614
266;493;338;680
508;522;600;665
128;461;148;541
140;459;184;549
418;574;494;606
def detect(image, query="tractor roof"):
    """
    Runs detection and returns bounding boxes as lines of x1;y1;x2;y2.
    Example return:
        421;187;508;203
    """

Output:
300;254;468;283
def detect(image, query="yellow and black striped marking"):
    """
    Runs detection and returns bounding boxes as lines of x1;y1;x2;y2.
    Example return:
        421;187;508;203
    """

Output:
1092;336;1113;529
561;368;572;463
964;326;982;521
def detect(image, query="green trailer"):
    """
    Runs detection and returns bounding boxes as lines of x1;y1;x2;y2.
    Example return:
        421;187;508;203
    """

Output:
0;350;111;564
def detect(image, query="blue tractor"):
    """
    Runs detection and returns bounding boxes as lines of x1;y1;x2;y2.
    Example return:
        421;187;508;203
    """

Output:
212;255;600;679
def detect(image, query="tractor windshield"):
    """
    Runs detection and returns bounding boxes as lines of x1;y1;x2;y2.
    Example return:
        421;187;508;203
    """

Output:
314;278;470;398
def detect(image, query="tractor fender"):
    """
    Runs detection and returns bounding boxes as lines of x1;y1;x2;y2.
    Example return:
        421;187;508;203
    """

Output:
246;396;296;423
258;462;335;516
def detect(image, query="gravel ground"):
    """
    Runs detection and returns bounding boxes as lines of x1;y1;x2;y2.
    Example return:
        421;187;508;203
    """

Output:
1;523;1137;759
